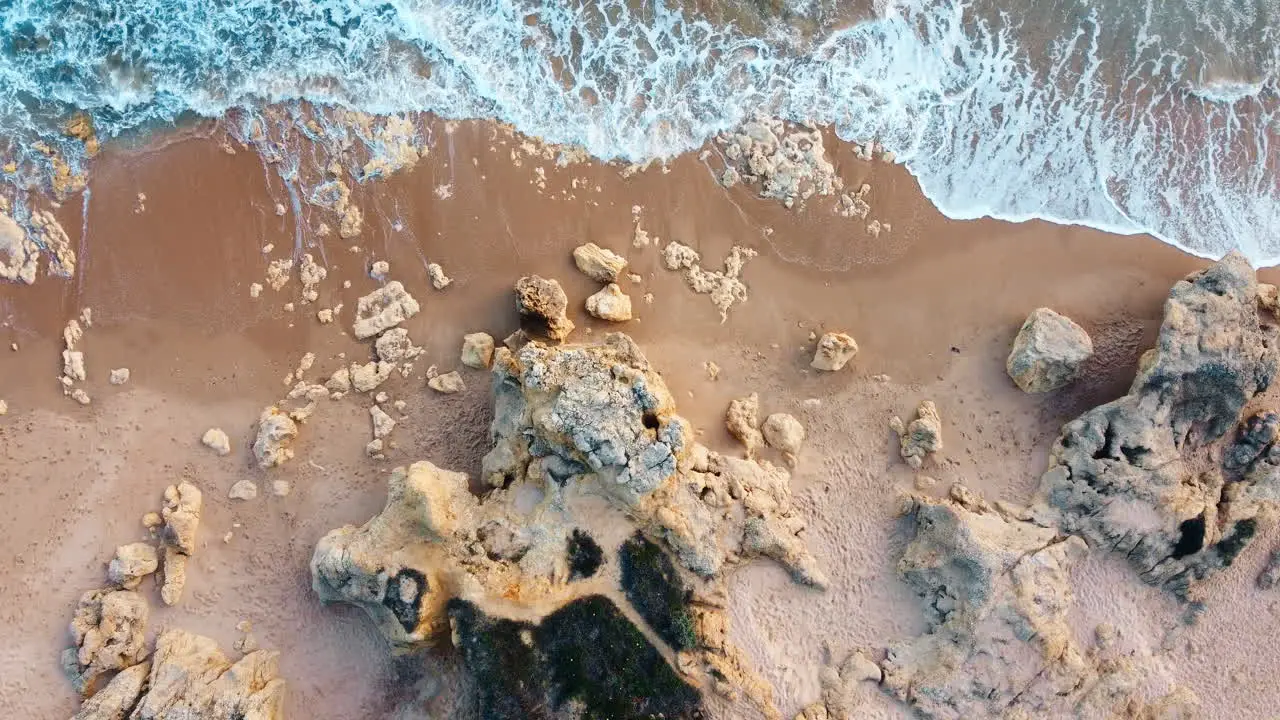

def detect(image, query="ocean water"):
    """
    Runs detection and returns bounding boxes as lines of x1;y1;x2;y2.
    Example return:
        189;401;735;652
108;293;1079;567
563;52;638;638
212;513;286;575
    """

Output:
0;0;1277;261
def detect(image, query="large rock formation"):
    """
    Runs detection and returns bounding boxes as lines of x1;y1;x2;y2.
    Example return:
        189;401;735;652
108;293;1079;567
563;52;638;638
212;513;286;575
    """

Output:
63;588;150;695
881;488;1197;719
75;629;285;720
1034;252;1278;596
312;333;826;718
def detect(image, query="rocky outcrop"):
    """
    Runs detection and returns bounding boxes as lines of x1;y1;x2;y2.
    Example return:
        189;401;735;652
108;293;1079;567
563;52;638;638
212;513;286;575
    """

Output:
352;281;420;339
75;629;285;720
572;242;627;283
515;275;575;341
811;332;858;372
1006;307;1094;393
890;401;942;469
63;588;149;695
312;333;824;718
882;488;1198;719
1035;252;1278;596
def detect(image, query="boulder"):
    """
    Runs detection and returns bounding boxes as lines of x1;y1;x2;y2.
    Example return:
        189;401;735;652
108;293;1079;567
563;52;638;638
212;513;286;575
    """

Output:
1006;307;1093;393
811;332;858;371
515;275;575;341
572;242;627;282
1034;252;1279;596
106;543;158;590
460;332;496;369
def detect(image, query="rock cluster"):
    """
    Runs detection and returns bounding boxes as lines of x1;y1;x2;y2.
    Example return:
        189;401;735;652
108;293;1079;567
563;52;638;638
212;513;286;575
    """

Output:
1034;252;1279;596
1006;307;1093;393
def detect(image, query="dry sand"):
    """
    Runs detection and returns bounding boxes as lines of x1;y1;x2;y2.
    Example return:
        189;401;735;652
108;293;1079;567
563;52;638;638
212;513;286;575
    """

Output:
3;114;1279;719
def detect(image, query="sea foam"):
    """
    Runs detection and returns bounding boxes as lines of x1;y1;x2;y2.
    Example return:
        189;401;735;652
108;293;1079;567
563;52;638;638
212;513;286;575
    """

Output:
0;0;1276;261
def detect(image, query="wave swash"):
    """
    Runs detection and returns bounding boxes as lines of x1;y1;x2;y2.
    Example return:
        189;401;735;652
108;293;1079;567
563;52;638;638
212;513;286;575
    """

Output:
1;0;1277;261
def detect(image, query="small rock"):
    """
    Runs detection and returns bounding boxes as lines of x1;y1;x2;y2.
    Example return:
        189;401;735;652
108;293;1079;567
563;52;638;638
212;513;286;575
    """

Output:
63;349;86;381
461;332;496;369
890;400;943;469
252;406;298;468
1006;307;1094;393
71;388;91;405
106;543;159;590
271;480;291;497
585;283;633;322
353;281;421;339
109;368;130;385
141;512;162;529
428;370;466;394
762;413;805;466
704;361;721;380
201;428;232;456
249;283;263;298
375;327;421;363
573;243;627;282
317;308;334;324
228;480;259;501
811;332;858;371
365;438;384;457
351;361;394;393
515;275;575;341
326;366;352;393
0;399;6;415
428;262;452;290
1259;549;1280;589
726;393;763;456
370;260;390;281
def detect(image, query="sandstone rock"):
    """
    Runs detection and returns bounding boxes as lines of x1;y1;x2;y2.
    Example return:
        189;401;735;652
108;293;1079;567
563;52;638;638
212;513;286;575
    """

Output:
428;262;452;290
572;242;627;282
351;361;394;393
63;588;149;695
483;333;689;502
109;368;130;385
515;275;575;341
73;661;149;719
312;461;477;649
353;281;420;339
252;407;298;468
427;370;465;394
726;393;764;457
161;482;203;555
375;327;420;363
1006;307;1094;393
762;413;805;465
117;629;285;719
1035;252;1278;596
811;332;858;371
890;401;942;469
585;283;633;321
106;543;158;590
160;547;188;607
229;480;259;501
370;405;396;438
201;428;231;456
460;332;495;369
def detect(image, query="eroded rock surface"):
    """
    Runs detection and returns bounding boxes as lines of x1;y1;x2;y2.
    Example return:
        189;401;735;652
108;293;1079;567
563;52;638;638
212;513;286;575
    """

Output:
159;482;202;606
811;331;858;372
353;281;420;339
63;589;149;695
1035;252;1278;596
882;488;1198;719
515;275;575;341
1006;307;1094;393
107;543;158;590
890;401;942;470
252;407;298;469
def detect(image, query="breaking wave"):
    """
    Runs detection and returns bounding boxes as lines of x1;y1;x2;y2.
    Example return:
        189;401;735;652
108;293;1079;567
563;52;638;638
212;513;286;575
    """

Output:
0;0;1277;261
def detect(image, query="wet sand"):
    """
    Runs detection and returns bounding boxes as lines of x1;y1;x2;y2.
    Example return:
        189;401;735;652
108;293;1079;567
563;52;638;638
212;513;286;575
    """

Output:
3;115;1279;719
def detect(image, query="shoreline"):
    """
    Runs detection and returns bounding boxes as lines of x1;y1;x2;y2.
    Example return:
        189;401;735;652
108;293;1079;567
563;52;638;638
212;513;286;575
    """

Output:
4;113;1280;719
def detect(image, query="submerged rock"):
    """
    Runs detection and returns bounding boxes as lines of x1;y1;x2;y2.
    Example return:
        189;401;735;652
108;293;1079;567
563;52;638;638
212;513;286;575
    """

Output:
1006;307;1093;393
515;275;576;341
1035;252;1279;596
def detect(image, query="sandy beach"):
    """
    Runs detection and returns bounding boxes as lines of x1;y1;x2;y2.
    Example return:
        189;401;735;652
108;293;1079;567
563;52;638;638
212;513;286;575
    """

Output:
4;113;1280;719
